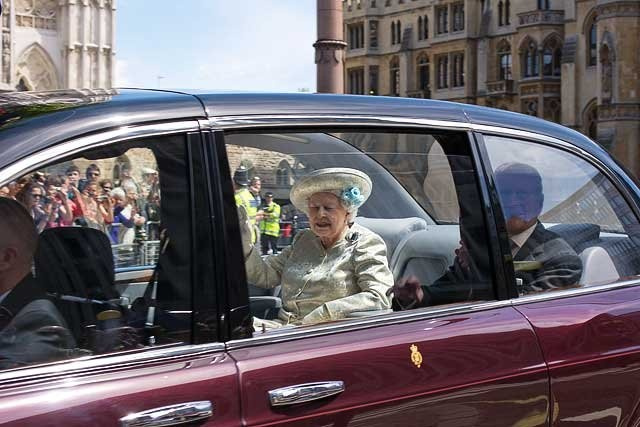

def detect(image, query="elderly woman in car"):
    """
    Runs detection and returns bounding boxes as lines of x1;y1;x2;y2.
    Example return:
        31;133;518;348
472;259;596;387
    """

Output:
240;167;393;328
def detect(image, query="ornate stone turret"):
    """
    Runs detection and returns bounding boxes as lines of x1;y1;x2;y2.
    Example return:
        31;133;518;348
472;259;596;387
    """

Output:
315;0;346;93
0;0;115;91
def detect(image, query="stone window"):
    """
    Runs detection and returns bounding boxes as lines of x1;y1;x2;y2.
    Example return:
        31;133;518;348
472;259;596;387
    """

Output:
418;15;429;40
369;65;379;95
391;21;396;45
498;1;510;27
497;40;512;80
369;20;378;48
542;38;562;77
348;67;365;94
523;40;539;78
391;20;401;45
437;55;449;89
452;3;464;32
505;0;510;25
436;6;448;34
537;0;549;10
390;57;400;96
452;53;464;87
417;55;430;90
588;22;597;67
348;22;365;50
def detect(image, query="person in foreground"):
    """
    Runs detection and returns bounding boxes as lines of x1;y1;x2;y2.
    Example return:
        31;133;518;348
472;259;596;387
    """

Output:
240;168;393;329
0;197;76;369
393;162;582;308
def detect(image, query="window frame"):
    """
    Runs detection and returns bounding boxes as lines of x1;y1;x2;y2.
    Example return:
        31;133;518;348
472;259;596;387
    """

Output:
0;120;227;380
207;115;640;351
213;120;509;347
476;131;640;304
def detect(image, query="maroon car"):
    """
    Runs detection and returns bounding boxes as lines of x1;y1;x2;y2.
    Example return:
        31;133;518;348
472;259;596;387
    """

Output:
0;89;639;426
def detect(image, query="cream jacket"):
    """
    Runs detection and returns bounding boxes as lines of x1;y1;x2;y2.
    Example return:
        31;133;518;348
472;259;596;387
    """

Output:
245;223;393;326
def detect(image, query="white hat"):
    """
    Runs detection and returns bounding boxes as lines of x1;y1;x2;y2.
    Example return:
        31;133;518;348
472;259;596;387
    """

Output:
141;167;157;175
290;168;372;214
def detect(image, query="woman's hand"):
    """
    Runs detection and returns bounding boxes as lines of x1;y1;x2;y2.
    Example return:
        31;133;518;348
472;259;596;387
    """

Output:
301;305;330;325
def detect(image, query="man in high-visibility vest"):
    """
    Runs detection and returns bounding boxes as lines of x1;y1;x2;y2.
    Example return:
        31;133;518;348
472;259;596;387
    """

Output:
234;166;262;244
260;192;281;255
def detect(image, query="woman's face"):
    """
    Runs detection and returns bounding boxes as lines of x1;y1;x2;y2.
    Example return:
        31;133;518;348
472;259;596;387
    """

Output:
308;192;349;244
29;186;43;207
85;184;99;199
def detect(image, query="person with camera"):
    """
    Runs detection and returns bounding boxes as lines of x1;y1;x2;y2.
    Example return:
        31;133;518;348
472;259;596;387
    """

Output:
260;192;281;255
80;182;113;232
42;176;73;229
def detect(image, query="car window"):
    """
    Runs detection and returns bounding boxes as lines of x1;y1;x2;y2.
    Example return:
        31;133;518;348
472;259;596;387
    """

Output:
484;135;640;293
0;134;197;370
225;130;493;334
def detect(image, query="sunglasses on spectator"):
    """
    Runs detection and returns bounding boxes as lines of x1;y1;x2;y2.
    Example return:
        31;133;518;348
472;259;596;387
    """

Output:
31;193;42;198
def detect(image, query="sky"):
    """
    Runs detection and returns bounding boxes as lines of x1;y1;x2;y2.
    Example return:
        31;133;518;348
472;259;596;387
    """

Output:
115;0;317;92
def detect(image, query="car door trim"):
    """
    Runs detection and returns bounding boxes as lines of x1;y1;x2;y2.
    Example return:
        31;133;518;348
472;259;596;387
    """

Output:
0;342;226;388
0;120;200;185
227;277;640;350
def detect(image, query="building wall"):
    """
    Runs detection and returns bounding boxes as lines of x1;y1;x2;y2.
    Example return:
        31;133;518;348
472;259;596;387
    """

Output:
0;0;116;91
342;0;640;175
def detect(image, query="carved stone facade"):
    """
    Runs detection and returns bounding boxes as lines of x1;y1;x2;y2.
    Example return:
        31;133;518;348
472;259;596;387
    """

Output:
343;0;640;175
0;0;116;91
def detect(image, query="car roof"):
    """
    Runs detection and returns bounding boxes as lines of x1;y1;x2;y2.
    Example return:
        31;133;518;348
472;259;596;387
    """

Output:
0;88;613;173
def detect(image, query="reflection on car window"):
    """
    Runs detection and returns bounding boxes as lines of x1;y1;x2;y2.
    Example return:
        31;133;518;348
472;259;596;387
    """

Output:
225;131;493;333
0;135;194;370
484;135;640;291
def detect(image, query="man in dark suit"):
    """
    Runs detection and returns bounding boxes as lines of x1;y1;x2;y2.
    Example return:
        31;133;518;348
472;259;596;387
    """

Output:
0;198;76;369
393;162;582;308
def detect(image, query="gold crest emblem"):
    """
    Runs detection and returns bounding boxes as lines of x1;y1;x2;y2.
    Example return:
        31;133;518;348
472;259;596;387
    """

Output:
410;344;423;368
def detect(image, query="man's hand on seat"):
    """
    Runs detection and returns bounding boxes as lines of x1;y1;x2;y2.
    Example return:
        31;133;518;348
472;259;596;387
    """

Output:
388;276;423;310
454;240;470;272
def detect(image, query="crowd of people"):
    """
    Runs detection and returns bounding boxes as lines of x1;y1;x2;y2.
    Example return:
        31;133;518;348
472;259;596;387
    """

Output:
0;163;161;245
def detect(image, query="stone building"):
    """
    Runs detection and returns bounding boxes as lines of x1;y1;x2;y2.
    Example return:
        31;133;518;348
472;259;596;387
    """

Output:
343;0;640;175
0;0;116;91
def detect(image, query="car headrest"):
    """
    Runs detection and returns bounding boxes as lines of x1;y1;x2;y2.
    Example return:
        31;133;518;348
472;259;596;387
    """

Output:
579;246;619;286
355;217;428;260
548;223;601;253
34;227;116;300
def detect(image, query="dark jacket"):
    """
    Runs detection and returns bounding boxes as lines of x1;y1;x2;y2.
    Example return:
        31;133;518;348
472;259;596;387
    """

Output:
413;223;582;307
0;275;76;369
512;222;583;295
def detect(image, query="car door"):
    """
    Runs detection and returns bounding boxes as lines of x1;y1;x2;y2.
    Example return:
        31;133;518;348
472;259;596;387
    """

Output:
0;123;241;426
214;122;550;426
481;134;640;426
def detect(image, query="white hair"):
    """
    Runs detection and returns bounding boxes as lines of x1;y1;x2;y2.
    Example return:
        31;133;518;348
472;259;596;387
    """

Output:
110;187;126;201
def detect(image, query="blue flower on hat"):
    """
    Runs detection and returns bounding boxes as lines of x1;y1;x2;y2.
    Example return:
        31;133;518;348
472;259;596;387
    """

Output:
341;186;364;208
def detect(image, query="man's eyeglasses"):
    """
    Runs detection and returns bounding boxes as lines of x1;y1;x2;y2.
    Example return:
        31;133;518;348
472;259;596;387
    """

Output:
89;172;100;177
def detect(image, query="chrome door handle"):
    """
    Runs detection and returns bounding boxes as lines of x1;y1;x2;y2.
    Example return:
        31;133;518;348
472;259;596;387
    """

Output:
119;401;213;427
268;381;345;407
